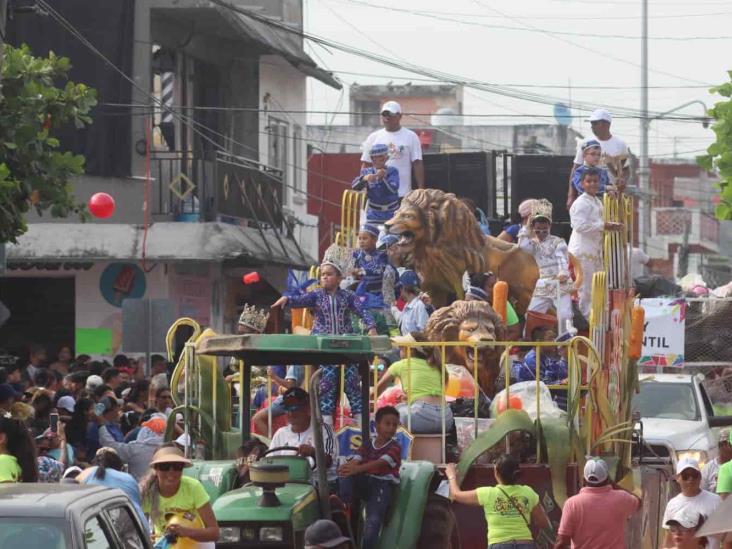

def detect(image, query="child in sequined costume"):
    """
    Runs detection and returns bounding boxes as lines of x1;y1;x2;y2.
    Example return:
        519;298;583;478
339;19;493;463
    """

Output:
352;143;400;227
272;246;377;425
351;224;397;335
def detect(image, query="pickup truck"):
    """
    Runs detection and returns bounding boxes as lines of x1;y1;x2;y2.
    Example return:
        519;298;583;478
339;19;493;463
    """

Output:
0;484;152;549
634;373;732;467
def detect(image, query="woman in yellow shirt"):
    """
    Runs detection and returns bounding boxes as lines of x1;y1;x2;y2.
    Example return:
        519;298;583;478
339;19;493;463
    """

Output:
446;454;549;549
140;445;220;545
376;333;453;434
0;413;38;482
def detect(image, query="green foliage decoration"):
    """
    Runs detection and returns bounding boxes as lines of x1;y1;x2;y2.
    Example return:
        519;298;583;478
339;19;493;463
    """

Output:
0;44;96;243
698;71;732;220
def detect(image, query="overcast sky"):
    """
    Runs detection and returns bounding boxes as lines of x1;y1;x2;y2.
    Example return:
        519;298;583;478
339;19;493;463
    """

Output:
303;0;732;158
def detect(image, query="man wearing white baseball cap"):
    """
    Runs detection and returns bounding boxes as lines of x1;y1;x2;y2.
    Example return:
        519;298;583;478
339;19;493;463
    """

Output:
662;457;722;549
566;108;629;209
360;100;424;198
556;457;640;548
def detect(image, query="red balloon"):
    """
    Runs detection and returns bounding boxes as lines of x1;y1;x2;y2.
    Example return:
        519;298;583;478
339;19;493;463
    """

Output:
243;272;261;285
88;192;115;219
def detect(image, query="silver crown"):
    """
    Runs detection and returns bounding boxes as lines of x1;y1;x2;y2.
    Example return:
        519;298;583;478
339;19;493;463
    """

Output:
321;243;355;275
238;304;269;333
531;199;553;223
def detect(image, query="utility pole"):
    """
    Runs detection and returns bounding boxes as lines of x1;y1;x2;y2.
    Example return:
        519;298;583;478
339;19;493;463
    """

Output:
639;0;650;252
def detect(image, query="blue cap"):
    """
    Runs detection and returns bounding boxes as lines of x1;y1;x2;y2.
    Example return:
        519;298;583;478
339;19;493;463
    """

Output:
0;383;21;403
378;234;398;250
360;224;380;237
399;270;420;288
582;139;601;151
466;286;490;302
370;143;389;157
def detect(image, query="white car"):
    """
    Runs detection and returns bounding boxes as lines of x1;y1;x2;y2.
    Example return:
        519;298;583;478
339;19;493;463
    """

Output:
633;373;732;467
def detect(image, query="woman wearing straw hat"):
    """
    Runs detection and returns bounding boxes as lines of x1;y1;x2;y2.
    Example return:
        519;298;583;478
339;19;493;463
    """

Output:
140;446;219;547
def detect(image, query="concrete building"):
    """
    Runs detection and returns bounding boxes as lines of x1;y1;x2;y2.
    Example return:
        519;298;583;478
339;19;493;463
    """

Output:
1;0;339;362
349;83;463;127
647;160;726;283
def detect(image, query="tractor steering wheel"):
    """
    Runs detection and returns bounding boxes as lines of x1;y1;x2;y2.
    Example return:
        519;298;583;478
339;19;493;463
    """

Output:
260;446;317;470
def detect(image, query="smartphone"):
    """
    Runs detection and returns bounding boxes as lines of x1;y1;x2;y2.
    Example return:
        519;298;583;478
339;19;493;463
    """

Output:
50;412;59;433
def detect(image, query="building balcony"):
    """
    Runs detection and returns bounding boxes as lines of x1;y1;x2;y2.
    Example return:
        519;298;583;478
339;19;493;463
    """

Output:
651;207;720;256
150;151;285;228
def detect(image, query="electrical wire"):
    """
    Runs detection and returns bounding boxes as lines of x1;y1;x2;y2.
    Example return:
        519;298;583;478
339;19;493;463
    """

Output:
330;0;732;40
207;0;715;115
333;0;732;21
99;102;709;123
470;0;712;85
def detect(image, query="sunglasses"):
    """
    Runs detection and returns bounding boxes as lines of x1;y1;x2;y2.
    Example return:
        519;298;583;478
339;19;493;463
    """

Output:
381;112;396;118
156;462;185;472
680;471;700;481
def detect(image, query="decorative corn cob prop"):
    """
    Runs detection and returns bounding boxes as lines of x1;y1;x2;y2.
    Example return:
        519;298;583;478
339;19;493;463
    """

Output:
340;189;366;249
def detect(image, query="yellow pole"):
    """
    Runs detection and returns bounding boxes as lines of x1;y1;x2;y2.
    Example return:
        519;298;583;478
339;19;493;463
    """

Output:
267;371;272;439
340;364;345;427
473;343;479;440
407;346;412;433
441;344;447;464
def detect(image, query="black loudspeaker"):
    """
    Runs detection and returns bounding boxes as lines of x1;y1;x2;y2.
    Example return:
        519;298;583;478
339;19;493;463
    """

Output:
511;155;575;224
423;153;496;218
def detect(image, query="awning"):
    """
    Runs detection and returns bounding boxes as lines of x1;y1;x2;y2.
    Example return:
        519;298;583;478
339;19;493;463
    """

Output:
222;7;342;90
6;222;315;269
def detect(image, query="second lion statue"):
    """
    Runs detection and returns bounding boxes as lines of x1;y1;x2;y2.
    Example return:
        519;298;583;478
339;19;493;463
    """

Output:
385;188;539;313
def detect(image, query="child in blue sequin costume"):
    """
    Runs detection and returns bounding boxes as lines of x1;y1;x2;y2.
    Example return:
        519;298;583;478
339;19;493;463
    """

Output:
352;143;400;226
351;224;397;335
273;251;377;425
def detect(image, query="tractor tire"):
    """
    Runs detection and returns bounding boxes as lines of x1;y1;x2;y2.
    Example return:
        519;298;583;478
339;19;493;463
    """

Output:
417;493;459;549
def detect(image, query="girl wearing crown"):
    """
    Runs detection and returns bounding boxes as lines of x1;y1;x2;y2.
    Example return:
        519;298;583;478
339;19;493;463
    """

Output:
272;244;377;426
518;199;575;336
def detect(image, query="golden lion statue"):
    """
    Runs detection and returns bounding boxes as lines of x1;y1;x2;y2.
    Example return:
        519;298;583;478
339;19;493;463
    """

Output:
425;300;506;398
385;188;539;313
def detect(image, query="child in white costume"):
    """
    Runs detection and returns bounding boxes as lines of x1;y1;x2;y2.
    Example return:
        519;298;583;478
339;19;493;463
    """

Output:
518;200;574;335
568;167;623;318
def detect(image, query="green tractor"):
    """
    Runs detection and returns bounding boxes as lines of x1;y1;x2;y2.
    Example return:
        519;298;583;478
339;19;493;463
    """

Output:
166;329;458;548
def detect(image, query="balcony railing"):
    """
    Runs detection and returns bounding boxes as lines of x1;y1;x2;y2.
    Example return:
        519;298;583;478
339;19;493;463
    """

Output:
150;151;284;227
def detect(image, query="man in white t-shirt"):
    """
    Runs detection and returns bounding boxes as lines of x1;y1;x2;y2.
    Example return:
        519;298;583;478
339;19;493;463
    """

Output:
567;108;630;209
360;101;424;198
268;387;338;483
662;457;722;549
630;246;651;281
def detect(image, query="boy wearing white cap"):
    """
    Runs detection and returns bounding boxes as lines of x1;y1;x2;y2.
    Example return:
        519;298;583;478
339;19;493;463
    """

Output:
662;457;721;549
556;457;640;548
567;108;629;209
360;100;424;198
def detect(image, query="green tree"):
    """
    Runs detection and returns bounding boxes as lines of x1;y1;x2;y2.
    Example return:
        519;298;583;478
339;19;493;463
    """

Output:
0;44;96;243
698;71;732;221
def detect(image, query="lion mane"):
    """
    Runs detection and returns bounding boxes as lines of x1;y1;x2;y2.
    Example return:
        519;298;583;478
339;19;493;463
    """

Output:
387;188;538;312
425;300;506;344
425;300;506;397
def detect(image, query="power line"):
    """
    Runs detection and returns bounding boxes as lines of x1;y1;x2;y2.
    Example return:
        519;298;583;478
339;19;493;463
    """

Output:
470;0;711;85
329;69;713;89
331;0;732;40
100;102;709;123
334;0;732;21
208;0;713;117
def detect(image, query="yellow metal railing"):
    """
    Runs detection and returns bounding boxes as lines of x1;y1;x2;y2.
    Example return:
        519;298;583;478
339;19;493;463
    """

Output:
384;337;603;463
